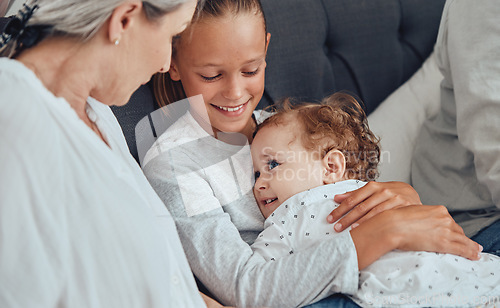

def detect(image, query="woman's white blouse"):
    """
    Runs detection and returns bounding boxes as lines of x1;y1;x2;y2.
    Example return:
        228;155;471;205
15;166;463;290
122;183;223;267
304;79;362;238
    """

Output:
0;58;205;308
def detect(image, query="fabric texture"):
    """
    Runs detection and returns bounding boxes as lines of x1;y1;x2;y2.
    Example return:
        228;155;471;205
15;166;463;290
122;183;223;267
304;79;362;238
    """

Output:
252;182;500;307
304;294;360;308
411;0;500;238
368;50;441;183
471;220;500;257
260;0;445;113
143;110;359;307
0;58;205;308
110;83;157;160
252;181;365;261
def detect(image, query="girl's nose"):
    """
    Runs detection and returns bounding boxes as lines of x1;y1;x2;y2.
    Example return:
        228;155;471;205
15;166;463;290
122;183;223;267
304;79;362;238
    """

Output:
222;76;244;100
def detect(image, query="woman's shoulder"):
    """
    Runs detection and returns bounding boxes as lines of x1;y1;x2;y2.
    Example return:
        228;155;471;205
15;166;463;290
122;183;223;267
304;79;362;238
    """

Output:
0;58;49;109
0;58;80;141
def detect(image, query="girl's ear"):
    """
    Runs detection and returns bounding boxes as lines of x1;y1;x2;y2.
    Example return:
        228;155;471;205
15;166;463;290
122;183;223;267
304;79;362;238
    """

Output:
322;149;346;184
169;60;181;81
107;1;142;44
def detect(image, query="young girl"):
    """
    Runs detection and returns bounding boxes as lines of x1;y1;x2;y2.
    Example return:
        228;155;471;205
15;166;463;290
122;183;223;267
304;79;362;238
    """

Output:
142;0;482;306
251;92;500;307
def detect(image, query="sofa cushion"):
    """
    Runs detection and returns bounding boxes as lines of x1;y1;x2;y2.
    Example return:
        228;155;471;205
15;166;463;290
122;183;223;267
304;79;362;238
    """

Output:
260;0;445;114
111;84;157;161
368;50;442;184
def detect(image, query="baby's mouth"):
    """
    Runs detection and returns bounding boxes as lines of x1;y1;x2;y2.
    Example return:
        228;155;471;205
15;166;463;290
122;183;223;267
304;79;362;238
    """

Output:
264;198;278;206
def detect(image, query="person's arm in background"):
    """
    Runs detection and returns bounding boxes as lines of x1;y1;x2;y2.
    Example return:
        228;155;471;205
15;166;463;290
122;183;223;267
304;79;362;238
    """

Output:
446;0;500;211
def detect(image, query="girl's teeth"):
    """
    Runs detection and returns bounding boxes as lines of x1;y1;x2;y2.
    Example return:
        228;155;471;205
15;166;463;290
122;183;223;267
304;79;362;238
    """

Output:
216;104;244;112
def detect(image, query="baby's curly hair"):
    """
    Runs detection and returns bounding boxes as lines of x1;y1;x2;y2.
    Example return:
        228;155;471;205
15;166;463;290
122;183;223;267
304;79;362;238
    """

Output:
258;92;380;181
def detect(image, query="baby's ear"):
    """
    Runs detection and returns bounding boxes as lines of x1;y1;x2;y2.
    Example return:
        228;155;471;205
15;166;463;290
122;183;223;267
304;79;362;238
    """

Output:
322;149;346;184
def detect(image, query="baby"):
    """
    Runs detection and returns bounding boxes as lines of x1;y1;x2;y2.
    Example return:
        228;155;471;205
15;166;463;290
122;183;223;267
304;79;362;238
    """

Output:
250;93;500;307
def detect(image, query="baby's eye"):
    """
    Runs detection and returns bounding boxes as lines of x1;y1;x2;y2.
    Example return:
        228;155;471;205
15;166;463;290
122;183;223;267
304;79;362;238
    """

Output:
254;171;261;180
267;159;280;170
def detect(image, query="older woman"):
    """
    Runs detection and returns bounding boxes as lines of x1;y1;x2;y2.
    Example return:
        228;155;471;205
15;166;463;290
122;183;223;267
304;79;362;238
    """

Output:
0;0;220;307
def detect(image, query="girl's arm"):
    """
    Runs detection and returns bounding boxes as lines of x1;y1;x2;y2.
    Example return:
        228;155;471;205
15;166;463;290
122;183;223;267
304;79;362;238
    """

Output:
327;181;481;263
351;205;482;269
143;153;360;307
327;181;420;230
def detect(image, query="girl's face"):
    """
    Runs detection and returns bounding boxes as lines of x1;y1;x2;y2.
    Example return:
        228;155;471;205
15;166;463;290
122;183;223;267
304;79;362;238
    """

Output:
170;13;270;139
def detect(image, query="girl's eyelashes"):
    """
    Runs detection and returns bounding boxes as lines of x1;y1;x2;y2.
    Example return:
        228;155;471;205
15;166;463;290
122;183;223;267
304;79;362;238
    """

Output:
200;68;259;82
200;74;222;82
243;68;259;76
267;159;280;170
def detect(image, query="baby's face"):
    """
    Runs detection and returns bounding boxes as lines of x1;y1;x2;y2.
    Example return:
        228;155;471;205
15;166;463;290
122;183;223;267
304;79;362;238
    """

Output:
251;124;326;218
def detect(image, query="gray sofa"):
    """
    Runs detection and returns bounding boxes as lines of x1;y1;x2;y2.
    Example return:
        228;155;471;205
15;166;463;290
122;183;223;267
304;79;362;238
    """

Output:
110;0;446;162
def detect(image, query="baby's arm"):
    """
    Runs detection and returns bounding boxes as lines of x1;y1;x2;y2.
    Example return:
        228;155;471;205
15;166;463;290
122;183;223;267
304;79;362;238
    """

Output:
251;224;295;262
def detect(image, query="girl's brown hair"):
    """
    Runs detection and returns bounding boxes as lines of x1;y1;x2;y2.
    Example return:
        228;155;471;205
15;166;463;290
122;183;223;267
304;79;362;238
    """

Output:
152;0;267;107
258;92;381;181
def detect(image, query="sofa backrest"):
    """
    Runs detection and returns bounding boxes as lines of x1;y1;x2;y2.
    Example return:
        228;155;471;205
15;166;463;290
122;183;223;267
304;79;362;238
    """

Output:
260;0;445;113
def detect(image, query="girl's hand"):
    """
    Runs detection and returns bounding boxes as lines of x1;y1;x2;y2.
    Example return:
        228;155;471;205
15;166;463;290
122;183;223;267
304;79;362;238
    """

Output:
327;181;421;231
351;205;482;270
390;205;481;260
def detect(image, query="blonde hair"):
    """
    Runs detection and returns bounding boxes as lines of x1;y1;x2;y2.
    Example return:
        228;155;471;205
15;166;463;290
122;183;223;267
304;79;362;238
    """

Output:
258;92;381;181
1;0;195;58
